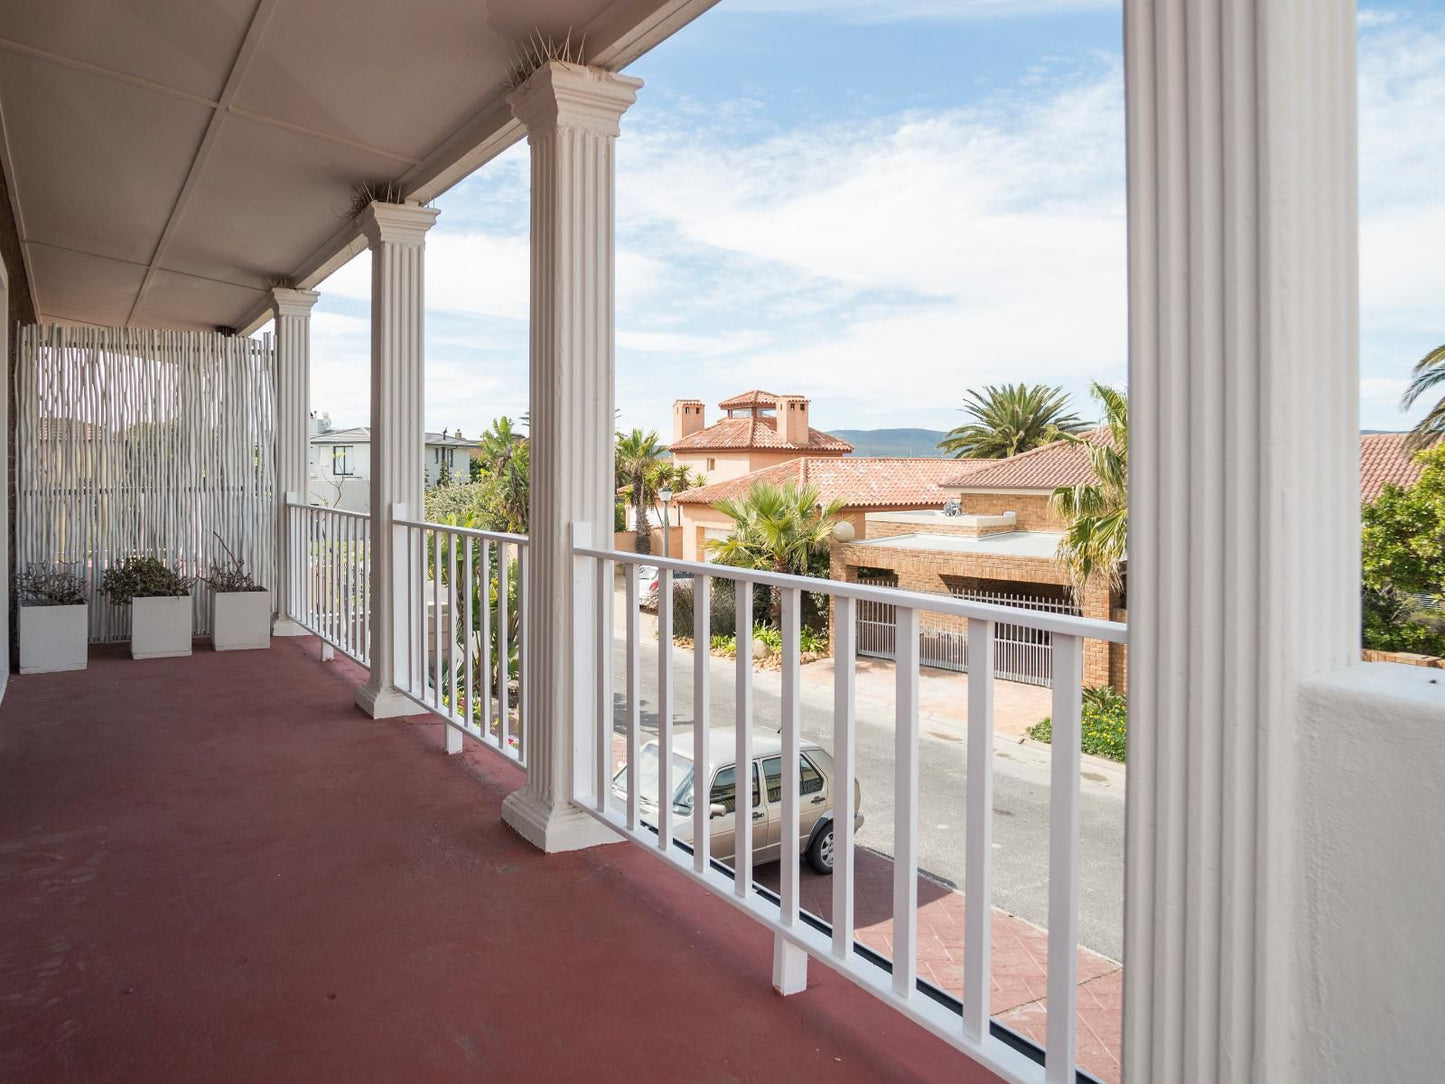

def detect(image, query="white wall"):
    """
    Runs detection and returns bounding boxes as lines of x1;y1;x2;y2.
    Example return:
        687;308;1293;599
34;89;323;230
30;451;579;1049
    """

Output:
1295;663;1445;1081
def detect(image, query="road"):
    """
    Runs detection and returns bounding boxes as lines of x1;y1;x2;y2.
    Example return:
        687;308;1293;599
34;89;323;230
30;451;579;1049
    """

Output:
611;622;1126;962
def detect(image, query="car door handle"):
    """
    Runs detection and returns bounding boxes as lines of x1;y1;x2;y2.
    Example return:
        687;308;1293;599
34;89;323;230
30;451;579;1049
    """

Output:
810;796;825;805
752;810;764;820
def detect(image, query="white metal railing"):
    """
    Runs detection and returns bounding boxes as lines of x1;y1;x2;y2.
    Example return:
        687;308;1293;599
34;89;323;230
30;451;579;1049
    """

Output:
287;502;371;664
392;516;529;767
571;535;1127;1084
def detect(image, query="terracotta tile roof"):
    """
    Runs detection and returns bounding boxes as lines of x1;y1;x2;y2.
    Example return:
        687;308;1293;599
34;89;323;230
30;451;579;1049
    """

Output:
667;416;853;454
944;429;1113;490
946;429;1427;502
717;390;787;410
673;457;965;510
1360;433;1429;502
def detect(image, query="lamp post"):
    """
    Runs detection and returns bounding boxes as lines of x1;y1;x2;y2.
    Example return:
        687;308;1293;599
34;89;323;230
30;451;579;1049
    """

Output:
658;485;673;558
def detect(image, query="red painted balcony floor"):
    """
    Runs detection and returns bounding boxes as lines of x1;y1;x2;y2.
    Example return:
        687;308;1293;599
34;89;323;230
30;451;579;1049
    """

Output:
0;637;1005;1083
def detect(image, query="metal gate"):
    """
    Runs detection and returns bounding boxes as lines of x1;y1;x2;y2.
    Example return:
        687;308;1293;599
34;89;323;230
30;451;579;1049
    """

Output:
853;576;1079;688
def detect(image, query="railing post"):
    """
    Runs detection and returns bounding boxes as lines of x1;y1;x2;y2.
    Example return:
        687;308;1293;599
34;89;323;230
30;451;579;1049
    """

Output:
274;491;307;636
571;522;600;807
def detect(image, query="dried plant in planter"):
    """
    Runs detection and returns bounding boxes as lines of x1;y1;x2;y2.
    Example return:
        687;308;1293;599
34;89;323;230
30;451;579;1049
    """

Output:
16;563;87;606
100;557;193;605
204;536;266;593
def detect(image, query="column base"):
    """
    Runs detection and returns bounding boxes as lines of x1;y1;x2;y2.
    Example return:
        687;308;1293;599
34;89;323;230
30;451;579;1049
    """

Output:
273;616;309;637
501;788;622;853
354;681;419;719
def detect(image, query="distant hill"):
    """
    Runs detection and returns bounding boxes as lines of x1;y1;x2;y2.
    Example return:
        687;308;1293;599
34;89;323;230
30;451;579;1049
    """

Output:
830;428;951;458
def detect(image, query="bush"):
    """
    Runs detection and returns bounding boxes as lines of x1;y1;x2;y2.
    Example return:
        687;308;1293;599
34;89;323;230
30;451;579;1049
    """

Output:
16;563;87;606
671;577;738;639
1027;685;1127;762
101;557;192;605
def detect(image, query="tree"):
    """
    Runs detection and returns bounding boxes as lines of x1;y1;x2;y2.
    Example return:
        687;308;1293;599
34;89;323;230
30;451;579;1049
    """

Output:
615;428;667;555
706;480;845;625
423;416;529;533
1402;343;1445;449
1362;445;1445;654
1050;383;1128;592
938;383;1086;460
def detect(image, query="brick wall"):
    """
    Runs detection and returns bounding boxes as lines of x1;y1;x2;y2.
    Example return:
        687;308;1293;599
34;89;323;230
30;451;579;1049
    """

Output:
955;492;1063;531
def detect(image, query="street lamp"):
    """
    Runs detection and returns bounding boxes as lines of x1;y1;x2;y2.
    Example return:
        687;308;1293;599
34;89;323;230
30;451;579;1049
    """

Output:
658;485;673;558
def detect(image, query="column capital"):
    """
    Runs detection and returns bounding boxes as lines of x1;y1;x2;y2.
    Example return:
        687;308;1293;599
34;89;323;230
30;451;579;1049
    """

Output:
270;287;319;319
507;60;642;137
357;202;439;249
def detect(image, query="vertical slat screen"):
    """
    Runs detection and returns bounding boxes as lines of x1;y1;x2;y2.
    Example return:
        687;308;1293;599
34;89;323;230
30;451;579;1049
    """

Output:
17;325;277;641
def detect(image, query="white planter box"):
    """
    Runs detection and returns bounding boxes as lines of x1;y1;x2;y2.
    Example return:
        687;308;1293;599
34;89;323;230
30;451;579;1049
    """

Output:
211;590;271;651
19;603;88;673
131;595;193;659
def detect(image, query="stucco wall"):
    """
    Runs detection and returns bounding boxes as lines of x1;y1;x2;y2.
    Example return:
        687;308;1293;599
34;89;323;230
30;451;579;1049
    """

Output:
1295;664;1445;1081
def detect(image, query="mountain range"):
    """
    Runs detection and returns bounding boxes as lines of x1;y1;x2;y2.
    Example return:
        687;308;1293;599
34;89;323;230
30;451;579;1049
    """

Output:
829;428;951;458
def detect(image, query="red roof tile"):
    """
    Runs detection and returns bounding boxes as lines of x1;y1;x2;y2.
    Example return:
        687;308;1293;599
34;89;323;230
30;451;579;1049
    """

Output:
717;390;787;410
943;429;1113;490
668;416;852;454
673;457;965;510
1360;433;1429;502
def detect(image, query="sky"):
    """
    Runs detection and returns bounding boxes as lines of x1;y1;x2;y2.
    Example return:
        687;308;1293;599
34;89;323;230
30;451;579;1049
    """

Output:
293;0;1445;440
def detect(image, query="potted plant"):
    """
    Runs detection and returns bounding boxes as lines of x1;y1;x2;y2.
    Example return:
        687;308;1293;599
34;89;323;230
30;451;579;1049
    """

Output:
205;538;270;651
16;563;89;673
102;557;194;660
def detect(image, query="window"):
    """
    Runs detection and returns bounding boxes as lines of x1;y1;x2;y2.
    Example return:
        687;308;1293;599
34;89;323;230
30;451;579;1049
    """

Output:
706;457;716;472
332;445;353;476
707;763;761;813
760;754;825;803
631;743;693;811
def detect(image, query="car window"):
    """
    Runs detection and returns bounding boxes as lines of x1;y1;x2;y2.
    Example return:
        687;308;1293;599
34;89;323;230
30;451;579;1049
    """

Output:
761;754;826;803
709;763;760;812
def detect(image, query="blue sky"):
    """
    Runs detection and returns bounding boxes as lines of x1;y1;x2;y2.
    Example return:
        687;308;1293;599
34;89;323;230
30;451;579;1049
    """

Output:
302;1;1445;440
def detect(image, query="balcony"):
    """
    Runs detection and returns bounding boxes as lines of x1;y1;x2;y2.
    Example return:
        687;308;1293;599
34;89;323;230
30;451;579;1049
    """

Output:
0;636;1039;1083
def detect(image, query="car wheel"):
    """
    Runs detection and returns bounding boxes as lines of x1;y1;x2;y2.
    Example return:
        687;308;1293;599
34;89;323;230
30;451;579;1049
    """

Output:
806;822;834;875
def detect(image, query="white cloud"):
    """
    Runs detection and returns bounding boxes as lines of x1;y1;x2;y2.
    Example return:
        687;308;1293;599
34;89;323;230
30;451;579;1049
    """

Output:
723;0;1117;21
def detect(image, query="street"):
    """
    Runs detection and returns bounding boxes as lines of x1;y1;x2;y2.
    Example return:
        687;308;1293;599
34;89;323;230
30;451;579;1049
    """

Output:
610;609;1126;962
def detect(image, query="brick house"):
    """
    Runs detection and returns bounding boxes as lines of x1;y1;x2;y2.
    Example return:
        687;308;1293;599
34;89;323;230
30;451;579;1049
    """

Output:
669;390;852;487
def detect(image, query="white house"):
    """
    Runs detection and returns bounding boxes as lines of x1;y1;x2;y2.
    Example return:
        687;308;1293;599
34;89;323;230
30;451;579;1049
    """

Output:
308;414;481;511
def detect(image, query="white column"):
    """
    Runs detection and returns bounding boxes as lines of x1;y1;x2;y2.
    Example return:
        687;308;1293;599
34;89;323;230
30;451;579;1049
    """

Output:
354;202;439;718
500;61;640;852
271;287;319;636
1122;2;1358;1081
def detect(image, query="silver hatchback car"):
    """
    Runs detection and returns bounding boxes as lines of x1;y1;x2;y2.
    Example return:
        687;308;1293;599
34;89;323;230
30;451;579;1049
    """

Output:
612;727;863;874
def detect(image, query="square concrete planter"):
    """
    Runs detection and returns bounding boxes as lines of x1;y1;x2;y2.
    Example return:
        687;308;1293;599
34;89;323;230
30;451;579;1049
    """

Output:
19;603;88;674
131;595;193;659
211;590;271;651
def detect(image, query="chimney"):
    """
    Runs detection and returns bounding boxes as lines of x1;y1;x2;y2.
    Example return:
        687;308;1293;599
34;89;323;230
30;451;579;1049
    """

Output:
673;399;705;442
777;395;810;445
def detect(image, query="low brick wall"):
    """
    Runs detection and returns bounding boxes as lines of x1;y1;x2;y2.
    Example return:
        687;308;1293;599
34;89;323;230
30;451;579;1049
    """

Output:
1362;649;1445;669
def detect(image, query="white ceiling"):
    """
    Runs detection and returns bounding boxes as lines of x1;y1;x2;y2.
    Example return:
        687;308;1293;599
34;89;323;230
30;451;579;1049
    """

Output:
0;0;713;331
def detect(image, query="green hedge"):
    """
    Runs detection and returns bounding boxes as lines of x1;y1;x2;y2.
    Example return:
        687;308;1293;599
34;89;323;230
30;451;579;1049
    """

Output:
1026;686;1127;762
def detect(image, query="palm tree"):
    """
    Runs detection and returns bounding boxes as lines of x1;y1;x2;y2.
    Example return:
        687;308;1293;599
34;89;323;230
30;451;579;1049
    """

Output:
1050;382;1128;591
707;481;845;624
615;428;666;554
1402;343;1445;449
938;383;1086;459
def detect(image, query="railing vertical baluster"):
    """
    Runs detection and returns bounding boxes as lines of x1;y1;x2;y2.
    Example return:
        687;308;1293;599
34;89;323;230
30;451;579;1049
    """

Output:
964;617;996;1042
480;539;493;744
779;587;802;925
443;530;462;753
692;573;711;874
432;528;442;709
464;536;474;734
656;568;673;853
893;605;920;999
497;542;510;753
596;557;613;814
832;595;857;961
624;563;641;832
734;581;754;899
1045;633;1083;1084
411;525;423;696
518;544;528;762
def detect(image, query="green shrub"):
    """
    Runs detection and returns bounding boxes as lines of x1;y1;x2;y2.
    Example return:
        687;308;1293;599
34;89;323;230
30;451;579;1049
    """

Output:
1027;684;1127;762
671;577;738;639
101;557;192;605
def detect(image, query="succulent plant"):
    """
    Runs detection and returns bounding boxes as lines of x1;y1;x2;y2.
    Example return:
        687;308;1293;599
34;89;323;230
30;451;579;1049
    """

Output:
101;557;193;605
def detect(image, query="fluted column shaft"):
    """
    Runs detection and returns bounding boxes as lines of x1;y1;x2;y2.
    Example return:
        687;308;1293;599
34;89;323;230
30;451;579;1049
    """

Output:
355;202;439;718
271;287;319;636
1122;2;1358;1080
501;61;641;852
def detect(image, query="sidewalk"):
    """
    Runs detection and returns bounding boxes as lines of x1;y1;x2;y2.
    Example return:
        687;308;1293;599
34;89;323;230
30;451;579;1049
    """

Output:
756;851;1122;1083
